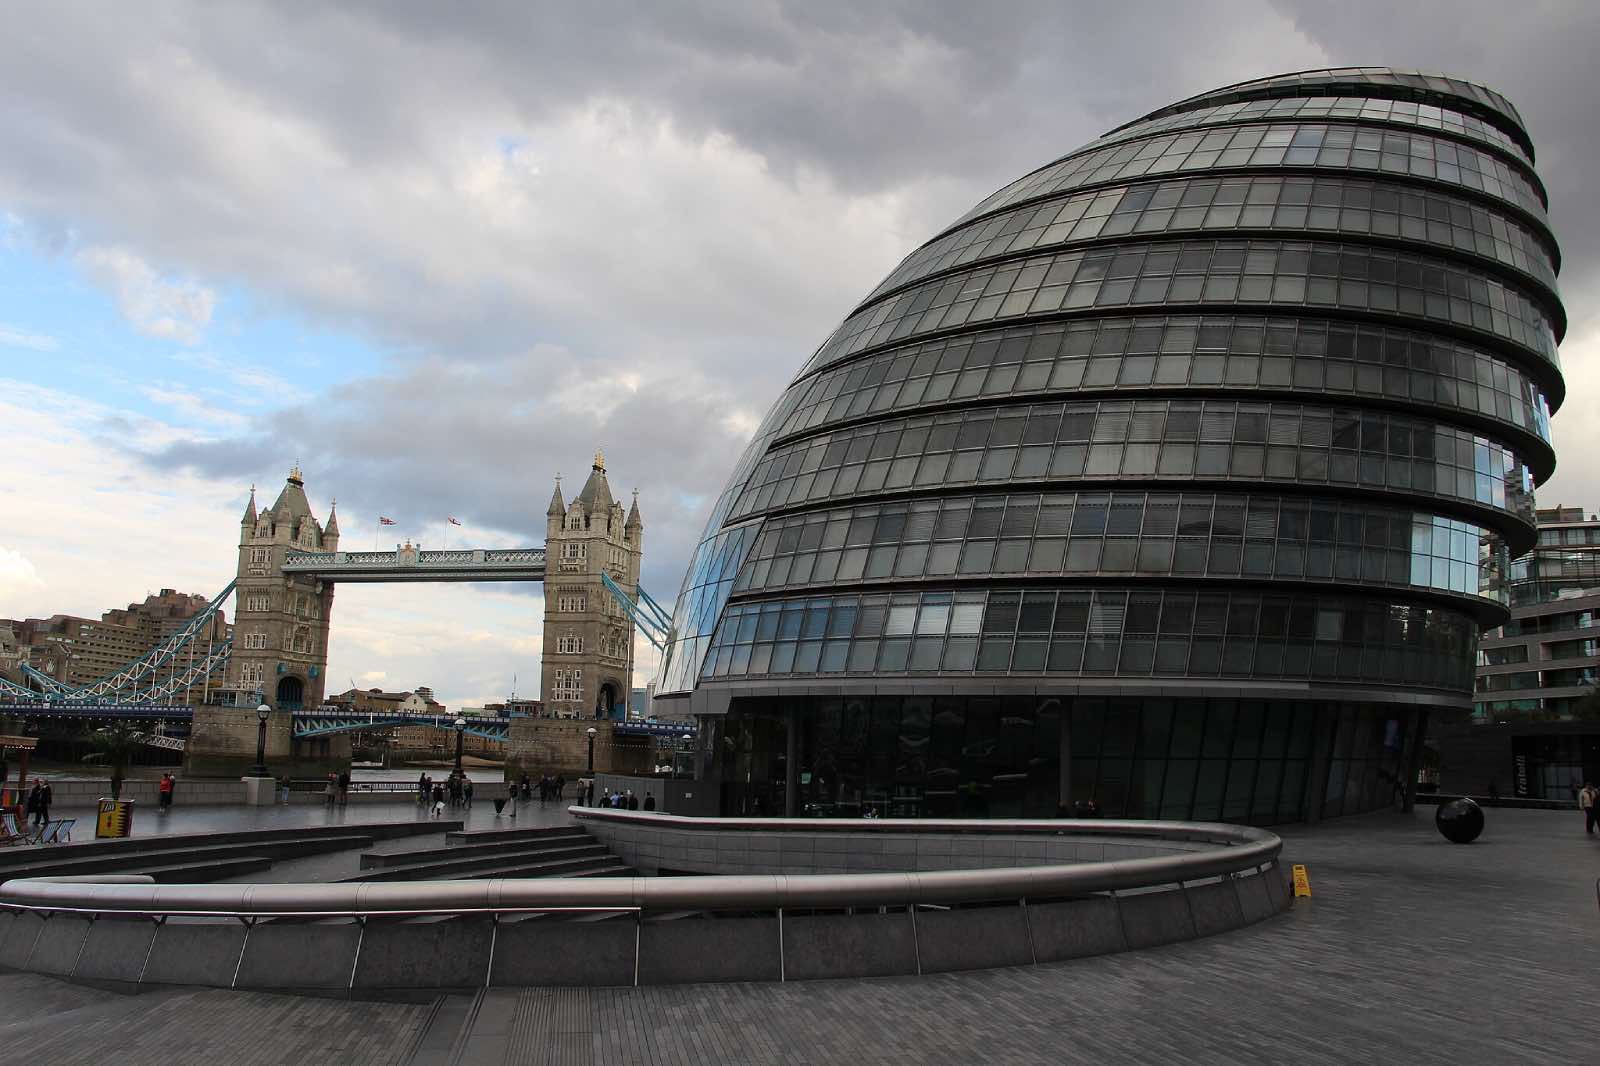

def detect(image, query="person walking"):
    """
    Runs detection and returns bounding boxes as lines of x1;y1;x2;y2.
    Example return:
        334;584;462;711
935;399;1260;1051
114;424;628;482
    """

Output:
463;778;474;808
25;778;44;827
431;782;446;818
158;772;175;811
278;774;291;805
337;769;350;808
643;793;656;812
323;773;337;808
417;773;430;805
1580;781;1599;835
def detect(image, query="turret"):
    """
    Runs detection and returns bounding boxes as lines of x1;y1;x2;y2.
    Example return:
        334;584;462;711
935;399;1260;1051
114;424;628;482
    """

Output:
625;489;643;544
241;485;258;529
324;499;341;551
546;476;565;540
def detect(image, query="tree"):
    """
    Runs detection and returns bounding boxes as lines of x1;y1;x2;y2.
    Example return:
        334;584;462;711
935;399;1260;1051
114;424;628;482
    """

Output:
82;723;139;799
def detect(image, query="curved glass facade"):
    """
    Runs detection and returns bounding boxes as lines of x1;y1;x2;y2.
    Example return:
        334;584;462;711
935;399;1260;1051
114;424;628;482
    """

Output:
657;69;1567;824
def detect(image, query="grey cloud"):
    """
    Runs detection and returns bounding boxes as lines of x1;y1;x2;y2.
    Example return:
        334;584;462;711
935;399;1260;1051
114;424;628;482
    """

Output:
7;0;1599;599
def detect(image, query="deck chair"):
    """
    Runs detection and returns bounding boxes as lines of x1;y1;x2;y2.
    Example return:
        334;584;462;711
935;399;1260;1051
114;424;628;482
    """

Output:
1;810;43;846
39;818;74;844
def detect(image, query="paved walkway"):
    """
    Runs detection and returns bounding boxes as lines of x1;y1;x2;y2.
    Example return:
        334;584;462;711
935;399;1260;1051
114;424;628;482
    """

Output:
2;806;1597;1064
45;794;580;840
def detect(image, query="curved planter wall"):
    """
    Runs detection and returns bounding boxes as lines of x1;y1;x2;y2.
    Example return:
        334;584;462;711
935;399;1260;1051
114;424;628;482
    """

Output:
0;813;1287;991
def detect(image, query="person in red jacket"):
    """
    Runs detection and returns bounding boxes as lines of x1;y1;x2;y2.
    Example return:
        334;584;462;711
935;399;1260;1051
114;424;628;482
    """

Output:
158;772;175;810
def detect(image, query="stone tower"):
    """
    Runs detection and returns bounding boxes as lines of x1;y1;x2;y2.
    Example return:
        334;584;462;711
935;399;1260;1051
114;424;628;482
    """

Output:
541;451;642;718
225;465;337;711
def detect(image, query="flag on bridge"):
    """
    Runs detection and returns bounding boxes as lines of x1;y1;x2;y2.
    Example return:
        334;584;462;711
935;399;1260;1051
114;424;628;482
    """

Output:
379;516;396;526
447;516;462;526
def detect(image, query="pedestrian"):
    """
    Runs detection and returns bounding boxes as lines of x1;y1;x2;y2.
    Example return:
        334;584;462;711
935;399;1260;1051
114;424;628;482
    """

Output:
431;782;446;818
337;769;350;808
644;793;656;812
626;789;638;811
464;778;474;808
1580;781;1599;835
25;778;44;827
418;773;429;805
158;772;175;811
555;775;565;800
278;774;291;805
324;773;337;808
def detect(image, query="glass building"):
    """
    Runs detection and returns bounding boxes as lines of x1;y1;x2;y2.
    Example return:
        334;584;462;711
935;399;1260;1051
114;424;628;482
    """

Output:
655;68;1566;823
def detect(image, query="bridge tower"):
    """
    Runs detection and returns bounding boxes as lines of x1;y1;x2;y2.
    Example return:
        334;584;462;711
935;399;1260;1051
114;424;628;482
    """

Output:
225;465;338;712
186;466;343;777
540;451;642;719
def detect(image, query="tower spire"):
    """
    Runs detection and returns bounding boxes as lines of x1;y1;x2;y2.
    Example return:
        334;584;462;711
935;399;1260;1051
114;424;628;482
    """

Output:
593;448;605;472
325;498;340;536
241;484;258;526
546;474;566;517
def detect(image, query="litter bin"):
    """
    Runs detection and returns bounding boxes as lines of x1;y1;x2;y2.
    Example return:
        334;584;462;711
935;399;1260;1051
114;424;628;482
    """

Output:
95;798;135;838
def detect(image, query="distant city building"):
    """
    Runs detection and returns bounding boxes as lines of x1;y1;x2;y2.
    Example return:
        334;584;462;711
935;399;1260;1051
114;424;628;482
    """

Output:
1;588;230;703
1476;506;1600;718
542;451;643;719
629;683;655;719
1446;506;1600;796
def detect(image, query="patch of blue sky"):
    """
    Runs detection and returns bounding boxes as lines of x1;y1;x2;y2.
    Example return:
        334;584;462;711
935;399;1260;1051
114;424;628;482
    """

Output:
0;240;383;435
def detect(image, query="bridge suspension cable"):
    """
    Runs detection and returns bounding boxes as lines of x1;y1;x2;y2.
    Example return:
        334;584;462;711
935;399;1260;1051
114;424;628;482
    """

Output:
600;572;672;650
2;580;237;705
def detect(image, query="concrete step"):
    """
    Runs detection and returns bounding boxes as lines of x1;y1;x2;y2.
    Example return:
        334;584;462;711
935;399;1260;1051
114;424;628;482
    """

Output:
362;831;595;869
0;832;381;884
442;825;589;846
343;851;623;883
126;856;277;883
0;821;455;871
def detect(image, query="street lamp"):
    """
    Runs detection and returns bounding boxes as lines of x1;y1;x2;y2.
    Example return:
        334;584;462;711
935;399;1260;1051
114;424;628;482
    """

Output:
251;703;271;777
586;726;597;803
453;717;467;774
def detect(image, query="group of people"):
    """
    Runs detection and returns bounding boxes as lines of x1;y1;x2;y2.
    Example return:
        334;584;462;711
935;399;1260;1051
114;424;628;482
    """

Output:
513;772;566;803
322;770;352;807
591;786;654;811
419;770;474;816
23;778;52;826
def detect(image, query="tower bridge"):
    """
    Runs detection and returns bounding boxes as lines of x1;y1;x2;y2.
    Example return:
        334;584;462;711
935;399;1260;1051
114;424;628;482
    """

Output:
1;453;687;778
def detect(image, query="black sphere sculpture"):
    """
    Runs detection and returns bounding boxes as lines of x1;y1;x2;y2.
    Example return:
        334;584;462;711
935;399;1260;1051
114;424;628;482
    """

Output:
1435;797;1485;844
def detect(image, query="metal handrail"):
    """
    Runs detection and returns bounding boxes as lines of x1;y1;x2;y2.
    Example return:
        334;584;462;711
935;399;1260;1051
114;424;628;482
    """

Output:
0;817;1280;919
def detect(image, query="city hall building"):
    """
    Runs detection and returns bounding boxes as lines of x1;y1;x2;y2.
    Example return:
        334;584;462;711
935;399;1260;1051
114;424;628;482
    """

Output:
655;69;1567;823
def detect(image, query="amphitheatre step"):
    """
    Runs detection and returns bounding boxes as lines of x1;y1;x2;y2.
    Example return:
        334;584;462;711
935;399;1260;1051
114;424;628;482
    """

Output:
0;832;383;884
125;856;277;883
341;848;624;883
361;830;596;869
442;825;591;846
0;821;455;873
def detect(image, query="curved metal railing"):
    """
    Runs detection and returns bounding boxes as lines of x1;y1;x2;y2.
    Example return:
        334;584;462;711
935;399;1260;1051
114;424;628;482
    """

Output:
0;816;1280;920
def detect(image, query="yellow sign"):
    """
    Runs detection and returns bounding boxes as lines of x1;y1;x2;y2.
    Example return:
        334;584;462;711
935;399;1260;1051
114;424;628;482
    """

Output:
1291;863;1312;898
95;798;134;839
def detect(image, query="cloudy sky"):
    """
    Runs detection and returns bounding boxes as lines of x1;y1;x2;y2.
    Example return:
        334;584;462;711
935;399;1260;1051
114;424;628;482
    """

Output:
1;1;1595;709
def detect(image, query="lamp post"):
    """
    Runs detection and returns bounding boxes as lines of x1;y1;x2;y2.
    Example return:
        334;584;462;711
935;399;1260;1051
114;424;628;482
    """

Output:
251;703;271;777
453;717;467;774
586;726;597;804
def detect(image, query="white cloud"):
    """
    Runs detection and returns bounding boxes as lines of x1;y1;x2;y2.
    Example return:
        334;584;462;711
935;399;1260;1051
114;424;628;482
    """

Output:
0;545;45;600
75;245;216;344
138;383;249;429
0;324;59;352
